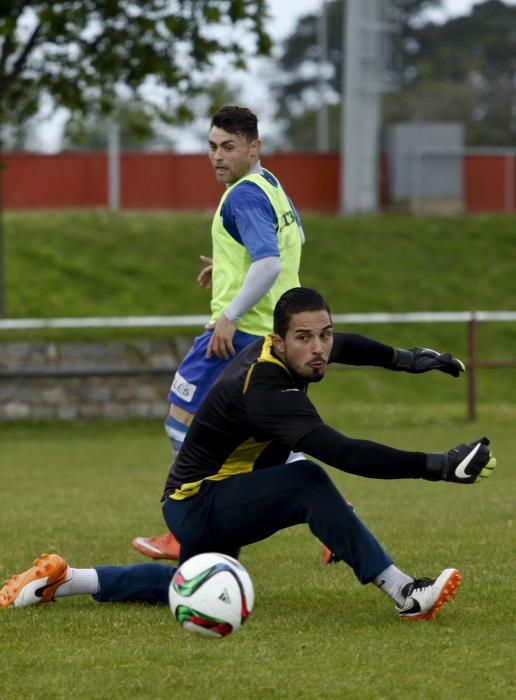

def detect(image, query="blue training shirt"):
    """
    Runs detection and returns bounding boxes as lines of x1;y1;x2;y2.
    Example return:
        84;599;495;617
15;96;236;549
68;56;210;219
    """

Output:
220;171;303;262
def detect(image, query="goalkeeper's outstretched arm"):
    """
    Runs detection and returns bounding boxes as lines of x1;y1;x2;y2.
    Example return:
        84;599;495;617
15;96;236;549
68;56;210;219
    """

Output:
296;428;496;485
329;332;464;377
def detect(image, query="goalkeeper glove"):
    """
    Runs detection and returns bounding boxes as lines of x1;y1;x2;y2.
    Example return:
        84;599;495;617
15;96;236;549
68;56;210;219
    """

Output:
392;347;465;377
425;437;496;484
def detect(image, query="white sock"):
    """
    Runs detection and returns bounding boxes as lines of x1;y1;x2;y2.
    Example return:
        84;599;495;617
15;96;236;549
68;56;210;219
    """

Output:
374;564;413;607
54;568;100;597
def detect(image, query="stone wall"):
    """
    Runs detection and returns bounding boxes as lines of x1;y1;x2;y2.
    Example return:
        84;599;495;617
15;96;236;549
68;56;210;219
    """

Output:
0;339;192;421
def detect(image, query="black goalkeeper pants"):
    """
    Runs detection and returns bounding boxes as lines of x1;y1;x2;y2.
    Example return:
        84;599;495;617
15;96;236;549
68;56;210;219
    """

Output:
162;459;392;584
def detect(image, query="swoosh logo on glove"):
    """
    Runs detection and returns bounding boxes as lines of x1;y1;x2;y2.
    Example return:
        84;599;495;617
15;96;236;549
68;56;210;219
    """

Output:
455;442;482;479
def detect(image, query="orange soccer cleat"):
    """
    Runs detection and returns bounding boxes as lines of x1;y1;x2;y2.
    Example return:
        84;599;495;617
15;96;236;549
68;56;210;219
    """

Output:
0;553;69;608
131;532;181;560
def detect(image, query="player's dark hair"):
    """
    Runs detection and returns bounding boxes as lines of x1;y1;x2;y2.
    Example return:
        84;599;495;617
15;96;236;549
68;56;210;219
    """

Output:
273;287;332;338
210;106;259;141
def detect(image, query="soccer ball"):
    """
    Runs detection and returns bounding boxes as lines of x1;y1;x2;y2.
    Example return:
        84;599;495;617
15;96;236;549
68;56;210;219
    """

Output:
168;552;255;638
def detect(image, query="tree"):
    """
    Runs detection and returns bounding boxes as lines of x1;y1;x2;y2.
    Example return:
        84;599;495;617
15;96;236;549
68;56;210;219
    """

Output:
0;0;272;315
271;0;441;150
393;0;516;147
61;78;240;151
272;0;516;150
62;99;174;150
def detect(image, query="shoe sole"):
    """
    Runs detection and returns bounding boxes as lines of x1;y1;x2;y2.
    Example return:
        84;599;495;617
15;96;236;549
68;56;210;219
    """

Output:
131;537;180;560
401;569;462;621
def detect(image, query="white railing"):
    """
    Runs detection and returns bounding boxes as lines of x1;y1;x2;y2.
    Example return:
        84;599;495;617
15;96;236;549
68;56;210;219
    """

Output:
1;310;516;331
1;311;515;420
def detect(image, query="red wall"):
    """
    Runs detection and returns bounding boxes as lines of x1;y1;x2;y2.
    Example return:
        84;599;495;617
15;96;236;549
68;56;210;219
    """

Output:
2;151;340;213
463;154;514;213
4;152;107;208
2;150;514;214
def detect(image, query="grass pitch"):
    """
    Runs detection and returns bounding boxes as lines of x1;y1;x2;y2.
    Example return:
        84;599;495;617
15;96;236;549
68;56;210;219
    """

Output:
1;398;514;700
1;210;514;696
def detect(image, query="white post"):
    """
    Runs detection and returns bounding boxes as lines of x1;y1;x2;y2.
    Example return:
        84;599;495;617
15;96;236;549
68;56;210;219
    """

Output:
341;0;389;214
107;118;120;211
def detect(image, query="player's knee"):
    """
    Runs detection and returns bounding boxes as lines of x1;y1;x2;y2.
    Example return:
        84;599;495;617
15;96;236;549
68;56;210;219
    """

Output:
295;459;331;487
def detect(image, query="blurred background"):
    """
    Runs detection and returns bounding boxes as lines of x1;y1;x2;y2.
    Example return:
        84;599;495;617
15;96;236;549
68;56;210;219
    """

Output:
2;0;515;216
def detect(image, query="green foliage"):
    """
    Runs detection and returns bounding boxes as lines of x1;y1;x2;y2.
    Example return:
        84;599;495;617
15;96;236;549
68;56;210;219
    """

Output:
0;1;271;125
62;99;174;150
0;407;514;698
274;0;516;148
272;0;440;149
389;0;516;146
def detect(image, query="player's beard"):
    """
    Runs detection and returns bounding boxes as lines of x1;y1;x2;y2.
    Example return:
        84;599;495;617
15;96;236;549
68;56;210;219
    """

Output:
285;354;327;383
305;366;326;383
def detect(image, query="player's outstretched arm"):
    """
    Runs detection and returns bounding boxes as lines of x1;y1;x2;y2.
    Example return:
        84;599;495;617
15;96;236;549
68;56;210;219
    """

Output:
425;437;496;484
296;424;496;485
328;334;463;377
391;347;465;377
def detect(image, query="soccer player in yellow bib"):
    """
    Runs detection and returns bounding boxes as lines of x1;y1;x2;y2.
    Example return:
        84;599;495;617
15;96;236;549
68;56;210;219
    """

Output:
132;106;304;560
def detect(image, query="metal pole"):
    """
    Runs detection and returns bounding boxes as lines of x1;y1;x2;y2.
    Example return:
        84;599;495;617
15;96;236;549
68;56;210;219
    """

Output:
467;314;477;421
340;0;359;214
409;150;423;215
107;118;120;211
317;0;329;152
341;0;391;214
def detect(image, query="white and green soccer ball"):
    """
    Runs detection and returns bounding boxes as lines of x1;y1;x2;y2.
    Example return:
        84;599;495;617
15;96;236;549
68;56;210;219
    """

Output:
168;552;255;638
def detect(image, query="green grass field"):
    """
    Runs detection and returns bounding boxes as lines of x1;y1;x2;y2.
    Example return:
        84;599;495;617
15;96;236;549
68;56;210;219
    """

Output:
1;398;514;699
1;211;515;698
4;210;516;320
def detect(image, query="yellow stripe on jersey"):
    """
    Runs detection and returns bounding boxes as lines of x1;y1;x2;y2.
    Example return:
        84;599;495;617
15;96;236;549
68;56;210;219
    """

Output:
169;436;272;500
243;336;291;394
257;336;292;373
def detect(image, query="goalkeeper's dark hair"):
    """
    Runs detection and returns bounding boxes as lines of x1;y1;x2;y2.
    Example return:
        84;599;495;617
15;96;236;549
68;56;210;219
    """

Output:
273;287;332;339
211;106;258;141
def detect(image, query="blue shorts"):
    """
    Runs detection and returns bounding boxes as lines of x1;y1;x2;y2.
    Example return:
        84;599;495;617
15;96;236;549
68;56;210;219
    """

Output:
168;328;259;414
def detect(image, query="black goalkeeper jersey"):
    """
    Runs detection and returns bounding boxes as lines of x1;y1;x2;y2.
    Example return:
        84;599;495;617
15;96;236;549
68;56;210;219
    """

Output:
163;332;427;500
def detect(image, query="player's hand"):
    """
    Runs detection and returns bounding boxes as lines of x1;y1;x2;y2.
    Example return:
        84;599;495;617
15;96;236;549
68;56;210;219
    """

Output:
425;437;496;484
197;255;213;289
394;347;465;377
206;315;237;360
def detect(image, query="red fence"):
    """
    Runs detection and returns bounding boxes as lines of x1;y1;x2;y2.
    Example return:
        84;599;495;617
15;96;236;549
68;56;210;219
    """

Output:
463;154;515;213
2;150;514;213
